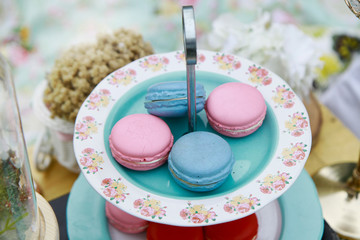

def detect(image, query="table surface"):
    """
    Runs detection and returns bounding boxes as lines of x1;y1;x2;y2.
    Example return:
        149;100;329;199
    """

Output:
29;103;360;201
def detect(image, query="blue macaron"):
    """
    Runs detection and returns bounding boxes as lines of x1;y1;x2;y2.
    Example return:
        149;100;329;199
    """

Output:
168;131;234;192
144;81;206;117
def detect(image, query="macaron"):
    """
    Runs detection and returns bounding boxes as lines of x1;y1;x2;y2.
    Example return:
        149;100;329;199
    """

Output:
147;222;204;240
144;81;206;117
205;82;267;137
204;213;259;240
168;131;234;192
105;201;148;234
109;113;173;171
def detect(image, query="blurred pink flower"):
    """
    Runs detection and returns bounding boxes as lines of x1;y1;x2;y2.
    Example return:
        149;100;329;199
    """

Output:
75;122;87;133
83;116;95;122
223;203;234;213
82;148;94;155
282;91;295;100
180;209;190;219
291;130;304;137
128;69;136;76
101;178;113;186
178;0;200;6
191;213;205;223
141;206;155;217
80;156;92;167
284;101;295;108
133;199;144;209
293;150;305;160
89;93;101;103
103;187;117;198
148;56;159;65
273;180;286;191
207;211;216;220
283;159;296;167
236;203;251;213
157;209;166;218
257;68;268;78
296;119;308;129
260;185;272;194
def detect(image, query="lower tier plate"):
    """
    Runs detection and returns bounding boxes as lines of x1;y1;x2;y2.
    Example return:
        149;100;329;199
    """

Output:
67;170;323;239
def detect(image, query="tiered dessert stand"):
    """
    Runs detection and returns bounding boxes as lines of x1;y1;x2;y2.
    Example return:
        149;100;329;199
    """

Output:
68;6;323;240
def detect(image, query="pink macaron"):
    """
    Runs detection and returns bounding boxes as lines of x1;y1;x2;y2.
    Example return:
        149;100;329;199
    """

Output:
105;201;148;234
205;82;267;137
109;113;174;171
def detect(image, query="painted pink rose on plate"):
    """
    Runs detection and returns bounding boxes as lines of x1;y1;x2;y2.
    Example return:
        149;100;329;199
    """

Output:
180;202;217;224
272;85;296;108
213;53;241;73
101;178;129;204
139;56;169;72
180;209;191;219
279;142;308;167
223;195;260;214
247;64;272;86
78;148;104;174
85;89;113;111
285;112;309;137
74;116;100;141
109;68;137;86
134;195;167;220
258;172;292;194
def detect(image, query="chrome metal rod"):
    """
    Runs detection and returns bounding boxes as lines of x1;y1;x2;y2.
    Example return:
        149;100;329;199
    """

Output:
187;64;196;132
182;6;197;132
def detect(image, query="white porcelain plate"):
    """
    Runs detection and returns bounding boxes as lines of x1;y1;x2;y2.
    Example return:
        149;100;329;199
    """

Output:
73;50;312;226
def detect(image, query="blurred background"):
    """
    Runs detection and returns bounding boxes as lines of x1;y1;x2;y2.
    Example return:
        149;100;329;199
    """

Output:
1;0;360;146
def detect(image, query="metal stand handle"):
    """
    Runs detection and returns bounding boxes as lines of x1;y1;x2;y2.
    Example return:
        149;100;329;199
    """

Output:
182;6;197;132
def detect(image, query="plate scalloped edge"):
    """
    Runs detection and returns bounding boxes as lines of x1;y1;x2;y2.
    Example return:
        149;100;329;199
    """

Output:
73;50;312;226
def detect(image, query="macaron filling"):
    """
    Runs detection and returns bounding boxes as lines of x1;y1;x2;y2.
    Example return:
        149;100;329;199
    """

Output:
168;167;222;187
145;96;205;103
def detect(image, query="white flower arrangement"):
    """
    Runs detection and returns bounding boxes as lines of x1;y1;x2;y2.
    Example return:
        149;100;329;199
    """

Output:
203;12;324;99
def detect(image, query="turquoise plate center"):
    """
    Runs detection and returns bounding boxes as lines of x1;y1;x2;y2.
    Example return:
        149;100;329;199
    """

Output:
104;71;279;200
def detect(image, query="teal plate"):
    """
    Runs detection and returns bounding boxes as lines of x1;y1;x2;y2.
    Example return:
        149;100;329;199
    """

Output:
67;170;323;240
73;50;312;226
103;70;279;199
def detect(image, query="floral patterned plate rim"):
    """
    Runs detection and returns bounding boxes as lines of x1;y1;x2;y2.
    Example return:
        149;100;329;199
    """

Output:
73;50;312;226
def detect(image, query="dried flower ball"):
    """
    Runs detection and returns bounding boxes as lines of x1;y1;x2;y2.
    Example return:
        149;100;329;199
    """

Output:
43;28;154;122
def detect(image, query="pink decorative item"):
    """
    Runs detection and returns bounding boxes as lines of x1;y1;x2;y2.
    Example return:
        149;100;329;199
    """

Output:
205;82;267;137
105;201;148;234
109;114;174;170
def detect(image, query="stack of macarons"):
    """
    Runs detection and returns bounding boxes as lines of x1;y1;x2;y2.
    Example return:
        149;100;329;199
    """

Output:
109;80;267;192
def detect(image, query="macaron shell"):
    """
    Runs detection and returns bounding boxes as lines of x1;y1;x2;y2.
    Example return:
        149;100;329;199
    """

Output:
105;201;148;234
144;81;206;117
109;114;173;170
168;131;234;192
205;82;266;137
